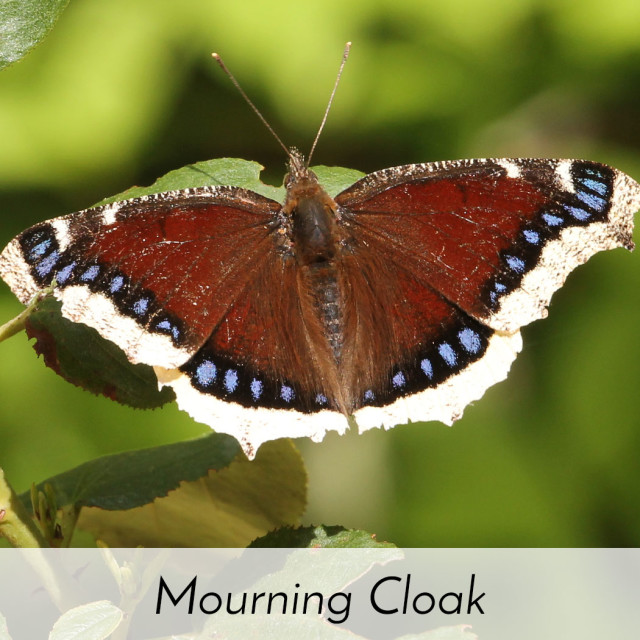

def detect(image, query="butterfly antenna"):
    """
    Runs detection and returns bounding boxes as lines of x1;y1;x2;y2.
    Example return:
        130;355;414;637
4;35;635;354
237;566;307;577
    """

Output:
307;41;351;166
212;52;290;158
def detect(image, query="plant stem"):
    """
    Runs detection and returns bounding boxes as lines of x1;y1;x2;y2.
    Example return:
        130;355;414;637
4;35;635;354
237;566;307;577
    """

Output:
0;468;48;547
0;304;29;342
0;284;56;343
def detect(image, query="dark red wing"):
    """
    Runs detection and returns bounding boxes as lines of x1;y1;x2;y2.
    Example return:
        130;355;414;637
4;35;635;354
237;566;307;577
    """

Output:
2;186;282;367
335;158;631;333
336;160;546;322
75;190;281;344
178;255;326;412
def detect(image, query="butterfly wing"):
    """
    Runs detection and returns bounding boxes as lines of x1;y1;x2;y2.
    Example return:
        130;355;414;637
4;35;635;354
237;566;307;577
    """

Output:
0;184;350;456
334;158;639;430
154;250;348;458
0;186;283;368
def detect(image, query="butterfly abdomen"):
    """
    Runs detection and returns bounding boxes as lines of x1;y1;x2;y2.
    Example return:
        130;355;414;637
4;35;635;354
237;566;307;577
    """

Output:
306;262;344;363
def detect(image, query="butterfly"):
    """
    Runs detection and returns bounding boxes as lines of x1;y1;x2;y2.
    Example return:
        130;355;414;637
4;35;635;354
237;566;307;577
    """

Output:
2;43;640;457
1;147;638;457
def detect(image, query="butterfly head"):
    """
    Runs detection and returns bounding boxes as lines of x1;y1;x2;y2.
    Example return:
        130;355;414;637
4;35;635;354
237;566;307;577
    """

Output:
284;148;321;194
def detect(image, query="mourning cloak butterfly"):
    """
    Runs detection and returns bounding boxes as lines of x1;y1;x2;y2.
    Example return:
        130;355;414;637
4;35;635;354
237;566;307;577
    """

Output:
1;149;638;457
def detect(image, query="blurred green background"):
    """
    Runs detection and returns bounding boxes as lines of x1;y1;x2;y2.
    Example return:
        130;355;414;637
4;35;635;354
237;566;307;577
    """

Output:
1;0;639;547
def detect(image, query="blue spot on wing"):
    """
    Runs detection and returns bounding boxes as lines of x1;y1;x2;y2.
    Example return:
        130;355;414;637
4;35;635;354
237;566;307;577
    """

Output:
55;261;76;284
523;229;540;244
196;360;216;387
542;213;563;227
280;384;295;402
575;189;607;212
315;393;328;406
132;297;150;316
80;265;100;282
224;369;238;393
438;343;457;367
579;177;609;196
564;204;591;221
29;239;52;260
109;275;125;293
250;378;263;401
490;281;508;305
35;251;60;277
392;371;406;388
420;358;433;379
505;255;526;274
155;319;181;342
458;328;482;354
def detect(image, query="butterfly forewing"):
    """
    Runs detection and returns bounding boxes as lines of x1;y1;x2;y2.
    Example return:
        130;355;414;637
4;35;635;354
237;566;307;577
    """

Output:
336;158;636;334
0;186;282;368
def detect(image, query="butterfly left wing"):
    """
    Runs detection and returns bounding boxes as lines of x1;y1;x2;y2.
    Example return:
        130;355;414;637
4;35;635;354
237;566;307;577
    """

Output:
0;186;283;368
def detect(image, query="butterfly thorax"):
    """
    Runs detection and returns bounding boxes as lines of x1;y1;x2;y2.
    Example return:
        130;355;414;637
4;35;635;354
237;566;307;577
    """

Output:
291;193;337;265
283;149;342;264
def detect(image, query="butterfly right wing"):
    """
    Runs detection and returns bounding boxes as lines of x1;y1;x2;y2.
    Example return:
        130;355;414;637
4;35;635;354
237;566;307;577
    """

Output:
332;158;638;431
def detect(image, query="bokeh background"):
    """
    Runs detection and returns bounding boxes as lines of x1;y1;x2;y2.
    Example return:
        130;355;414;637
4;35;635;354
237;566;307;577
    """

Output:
1;0;639;546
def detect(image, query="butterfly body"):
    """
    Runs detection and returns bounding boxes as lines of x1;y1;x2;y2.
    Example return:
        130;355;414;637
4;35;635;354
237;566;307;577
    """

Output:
1;155;638;457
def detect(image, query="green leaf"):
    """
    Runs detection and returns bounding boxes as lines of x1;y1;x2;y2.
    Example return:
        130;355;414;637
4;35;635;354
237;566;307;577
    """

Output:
18;435;306;546
21;432;242;512
77;439;307;547
250;547;403;602
0;0;70;70
48;601;122;640
205;614;371;639
250;525;396;548
205;543;403;638
98;158;285;205
25;296;174;409
312;165;365;197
